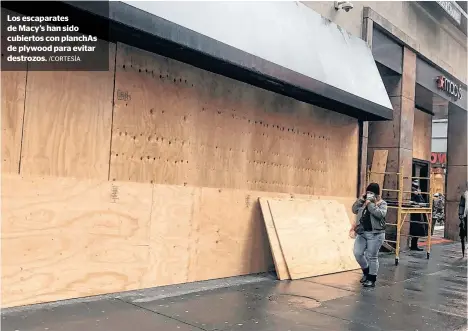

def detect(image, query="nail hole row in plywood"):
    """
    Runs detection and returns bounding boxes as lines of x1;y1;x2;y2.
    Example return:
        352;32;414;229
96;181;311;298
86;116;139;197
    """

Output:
413;108;432;162
112;131;330;163
110;43;359;197
111;151;328;172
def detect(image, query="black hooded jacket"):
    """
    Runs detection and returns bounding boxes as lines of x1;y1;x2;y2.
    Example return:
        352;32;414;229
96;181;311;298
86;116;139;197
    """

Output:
410;192;428;237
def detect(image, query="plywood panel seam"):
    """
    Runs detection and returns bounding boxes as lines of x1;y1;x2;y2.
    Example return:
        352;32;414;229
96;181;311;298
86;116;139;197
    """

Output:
148;182;156;229
16;69;29;174
109;43;358;195
107;46;119;181
2;174;358;307
1;9;29;173
258;198;290;280
185;188;198;283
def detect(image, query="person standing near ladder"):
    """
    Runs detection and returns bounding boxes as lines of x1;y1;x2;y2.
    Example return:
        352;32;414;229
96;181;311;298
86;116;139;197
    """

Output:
458;181;468;257
410;181;428;251
350;183;387;288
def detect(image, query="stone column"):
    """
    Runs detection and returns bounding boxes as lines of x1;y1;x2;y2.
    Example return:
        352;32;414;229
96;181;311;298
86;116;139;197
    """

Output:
368;47;416;249
445;105;468;240
358;17;372;196
359;121;369;196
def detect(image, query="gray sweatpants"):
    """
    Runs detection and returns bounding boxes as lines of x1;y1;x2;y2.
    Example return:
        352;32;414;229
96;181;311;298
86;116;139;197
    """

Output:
353;232;385;276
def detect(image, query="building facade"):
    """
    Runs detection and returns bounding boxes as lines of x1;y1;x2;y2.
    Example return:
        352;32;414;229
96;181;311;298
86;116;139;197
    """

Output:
307;1;467;240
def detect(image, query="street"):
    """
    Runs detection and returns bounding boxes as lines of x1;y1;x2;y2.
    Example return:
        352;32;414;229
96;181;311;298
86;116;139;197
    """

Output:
2;241;467;331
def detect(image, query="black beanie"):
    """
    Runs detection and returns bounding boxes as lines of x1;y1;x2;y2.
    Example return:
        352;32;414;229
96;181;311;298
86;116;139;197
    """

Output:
366;183;380;196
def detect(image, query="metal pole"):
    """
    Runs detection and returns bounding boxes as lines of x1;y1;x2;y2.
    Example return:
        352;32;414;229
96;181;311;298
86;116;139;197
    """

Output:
395;169;403;266
426;179;433;259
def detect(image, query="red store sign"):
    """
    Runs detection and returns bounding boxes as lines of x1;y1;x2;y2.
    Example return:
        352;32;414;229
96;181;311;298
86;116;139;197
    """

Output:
431;152;446;165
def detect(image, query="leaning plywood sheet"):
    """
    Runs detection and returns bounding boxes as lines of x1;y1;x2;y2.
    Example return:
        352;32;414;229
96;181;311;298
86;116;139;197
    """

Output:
369;149;388;190
259;197;290;280
288;194;357;226
260;196;356;280
188;187;273;282
267;198;359;279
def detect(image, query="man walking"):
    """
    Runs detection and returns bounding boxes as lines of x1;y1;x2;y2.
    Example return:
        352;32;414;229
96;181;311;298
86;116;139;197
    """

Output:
410;181;428;251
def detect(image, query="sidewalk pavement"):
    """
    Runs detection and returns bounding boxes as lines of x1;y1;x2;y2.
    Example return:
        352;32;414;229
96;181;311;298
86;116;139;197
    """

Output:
2;242;467;331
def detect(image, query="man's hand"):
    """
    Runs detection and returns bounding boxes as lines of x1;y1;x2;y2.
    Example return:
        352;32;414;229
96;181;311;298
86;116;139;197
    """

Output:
460;215;465;221
364;200;371;207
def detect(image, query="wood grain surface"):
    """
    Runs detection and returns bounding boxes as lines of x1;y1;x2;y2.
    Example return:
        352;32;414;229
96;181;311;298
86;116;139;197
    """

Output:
2;173;357;307
1;174;153;308
19;43;116;180
266;198;359;280
369;149;389;191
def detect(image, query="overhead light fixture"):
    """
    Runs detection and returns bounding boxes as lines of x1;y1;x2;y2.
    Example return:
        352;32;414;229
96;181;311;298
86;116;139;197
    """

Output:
334;1;354;12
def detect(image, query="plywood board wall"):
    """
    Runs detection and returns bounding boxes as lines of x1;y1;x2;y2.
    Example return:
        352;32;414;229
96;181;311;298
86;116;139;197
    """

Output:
2;174;359;307
187;188;273;282
369;149;389;191
110;43;359;196
19;43;116;180
2;39;362;307
1;70;26;174
2;174;154;308
413;108;432;161
1;9;27;174
266;198;359;279
2;174;277;307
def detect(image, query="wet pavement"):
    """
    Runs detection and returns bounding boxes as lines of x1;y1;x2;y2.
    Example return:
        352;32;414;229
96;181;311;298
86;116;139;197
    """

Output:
2;242;467;331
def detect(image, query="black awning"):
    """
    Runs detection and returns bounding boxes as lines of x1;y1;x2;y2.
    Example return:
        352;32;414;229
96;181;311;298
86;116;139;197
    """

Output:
3;1;394;121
